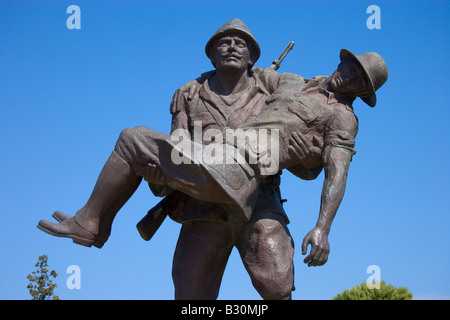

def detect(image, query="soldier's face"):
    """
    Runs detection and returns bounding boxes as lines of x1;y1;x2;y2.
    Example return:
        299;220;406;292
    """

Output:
329;60;370;96
212;34;251;73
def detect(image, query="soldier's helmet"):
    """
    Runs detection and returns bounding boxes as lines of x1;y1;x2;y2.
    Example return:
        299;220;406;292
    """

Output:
205;18;261;69
340;48;388;107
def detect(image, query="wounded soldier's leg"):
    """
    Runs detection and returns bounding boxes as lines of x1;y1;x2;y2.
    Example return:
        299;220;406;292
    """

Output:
120;126;259;218
37;127;155;248
37;150;142;247
37;126;258;247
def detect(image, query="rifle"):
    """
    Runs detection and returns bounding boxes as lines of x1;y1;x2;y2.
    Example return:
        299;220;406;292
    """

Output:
137;194;170;241
269;41;295;70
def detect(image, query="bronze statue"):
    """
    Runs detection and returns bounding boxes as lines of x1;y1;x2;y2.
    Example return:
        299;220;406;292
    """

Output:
37;18;388;300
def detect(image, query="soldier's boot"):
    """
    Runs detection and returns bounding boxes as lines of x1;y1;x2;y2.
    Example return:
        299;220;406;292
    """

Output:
50;176;141;248
37;150;141;248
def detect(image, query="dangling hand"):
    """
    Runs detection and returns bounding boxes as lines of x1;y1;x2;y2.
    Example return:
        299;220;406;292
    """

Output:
301;227;330;267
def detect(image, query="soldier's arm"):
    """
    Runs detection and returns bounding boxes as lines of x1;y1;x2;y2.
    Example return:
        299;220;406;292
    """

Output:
301;111;358;266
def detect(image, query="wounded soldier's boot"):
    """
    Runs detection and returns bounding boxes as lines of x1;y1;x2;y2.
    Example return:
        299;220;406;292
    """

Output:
37;150;142;248
49;210;129;248
37;212;96;247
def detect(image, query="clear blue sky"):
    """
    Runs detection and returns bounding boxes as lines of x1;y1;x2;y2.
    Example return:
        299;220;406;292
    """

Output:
1;0;449;300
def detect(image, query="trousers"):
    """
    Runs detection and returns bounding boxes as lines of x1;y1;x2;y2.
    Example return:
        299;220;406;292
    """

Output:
114;126;294;299
172;212;295;300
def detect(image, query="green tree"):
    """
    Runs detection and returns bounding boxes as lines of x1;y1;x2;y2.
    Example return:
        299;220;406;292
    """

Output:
27;254;60;300
333;281;413;300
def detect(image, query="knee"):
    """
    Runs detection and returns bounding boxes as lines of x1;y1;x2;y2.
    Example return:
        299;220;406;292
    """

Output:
249;256;294;300
243;215;295;300
116;126;148;153
117;127;139;145
114;127;140;162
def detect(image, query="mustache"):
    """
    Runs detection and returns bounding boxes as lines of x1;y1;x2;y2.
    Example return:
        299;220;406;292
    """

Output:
222;53;242;59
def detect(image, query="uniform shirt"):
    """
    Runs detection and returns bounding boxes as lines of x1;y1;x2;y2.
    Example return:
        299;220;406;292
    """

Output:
240;75;358;171
154;67;305;224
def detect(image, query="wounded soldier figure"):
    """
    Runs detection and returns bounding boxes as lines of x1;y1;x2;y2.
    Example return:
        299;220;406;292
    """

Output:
38;48;387;268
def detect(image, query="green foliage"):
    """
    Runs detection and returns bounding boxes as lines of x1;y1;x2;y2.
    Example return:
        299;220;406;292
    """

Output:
27;254;59;300
333;281;413;300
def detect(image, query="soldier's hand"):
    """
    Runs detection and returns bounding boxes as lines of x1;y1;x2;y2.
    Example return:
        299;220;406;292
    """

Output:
143;163;166;185
301;227;330;267
288;131;322;169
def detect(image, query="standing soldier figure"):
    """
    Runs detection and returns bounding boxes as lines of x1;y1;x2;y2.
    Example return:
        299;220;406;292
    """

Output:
147;19;318;300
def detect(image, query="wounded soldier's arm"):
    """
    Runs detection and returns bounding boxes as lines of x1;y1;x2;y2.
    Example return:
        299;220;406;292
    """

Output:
317;144;352;234
300;142;353;267
301;110;357;267
315;110;358;235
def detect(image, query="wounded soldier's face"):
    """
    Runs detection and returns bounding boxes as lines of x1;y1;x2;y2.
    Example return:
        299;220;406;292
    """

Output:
329;60;371;97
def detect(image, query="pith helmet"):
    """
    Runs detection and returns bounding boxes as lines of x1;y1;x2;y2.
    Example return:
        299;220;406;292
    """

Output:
205;18;261;68
340;49;388;107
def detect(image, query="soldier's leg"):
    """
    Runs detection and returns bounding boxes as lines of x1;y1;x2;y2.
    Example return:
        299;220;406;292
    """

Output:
37;126;160;247
51;177;141;248
236;212;295;300
172;221;234;300
38;125;254;247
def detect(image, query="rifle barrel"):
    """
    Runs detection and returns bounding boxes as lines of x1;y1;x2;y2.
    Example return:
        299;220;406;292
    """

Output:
270;41;295;70
278;41;295;61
